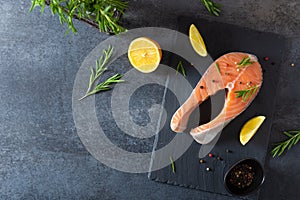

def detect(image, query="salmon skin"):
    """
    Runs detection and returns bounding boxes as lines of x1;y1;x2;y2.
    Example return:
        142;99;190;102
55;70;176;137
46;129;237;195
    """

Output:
170;52;263;144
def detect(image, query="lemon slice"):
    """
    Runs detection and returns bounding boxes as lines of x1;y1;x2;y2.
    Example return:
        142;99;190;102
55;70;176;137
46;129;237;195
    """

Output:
240;116;266;145
189;24;207;57
128;37;162;73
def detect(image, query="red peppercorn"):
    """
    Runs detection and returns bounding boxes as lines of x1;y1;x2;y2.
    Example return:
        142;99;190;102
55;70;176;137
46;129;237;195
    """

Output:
208;153;213;157
264;57;269;61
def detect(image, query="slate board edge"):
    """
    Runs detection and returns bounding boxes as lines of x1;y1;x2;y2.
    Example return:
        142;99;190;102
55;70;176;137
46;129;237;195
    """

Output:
149;174;252;200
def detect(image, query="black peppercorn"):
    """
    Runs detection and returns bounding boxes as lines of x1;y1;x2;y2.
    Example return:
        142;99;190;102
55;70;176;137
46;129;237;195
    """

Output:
226;149;232;153
228;164;255;189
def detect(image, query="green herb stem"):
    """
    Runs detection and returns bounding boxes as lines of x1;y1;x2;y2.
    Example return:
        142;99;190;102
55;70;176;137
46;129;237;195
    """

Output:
79;74;124;100
79;45;124;100
176;61;186;77
215;62;221;75
271;130;300;157
30;0;127;34
237;57;254;67
201;0;222;16
234;85;259;102
169;156;176;173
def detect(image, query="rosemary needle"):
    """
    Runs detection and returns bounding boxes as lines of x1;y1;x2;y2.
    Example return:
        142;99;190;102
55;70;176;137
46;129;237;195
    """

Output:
215;62;221;75
170;156;176;173
30;0;128;34
271;130;300;157
176;61;186;77
201;0;222;16
234;85;259;102
79;45;124;100
237;57;254;67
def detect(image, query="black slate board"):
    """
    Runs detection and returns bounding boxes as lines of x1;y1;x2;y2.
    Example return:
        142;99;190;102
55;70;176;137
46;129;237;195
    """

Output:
149;16;288;199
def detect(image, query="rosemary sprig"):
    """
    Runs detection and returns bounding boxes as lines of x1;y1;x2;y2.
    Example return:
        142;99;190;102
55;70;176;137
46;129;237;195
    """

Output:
169;156;176;173
215;62;221;75
176;61;186;77
30;0;128;34
234;85;259;102
271;131;300;157
79;45;124;100
201;0;222;16
237;57;254;67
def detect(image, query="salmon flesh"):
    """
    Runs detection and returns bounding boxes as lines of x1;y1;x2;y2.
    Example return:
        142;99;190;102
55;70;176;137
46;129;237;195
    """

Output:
170;52;263;144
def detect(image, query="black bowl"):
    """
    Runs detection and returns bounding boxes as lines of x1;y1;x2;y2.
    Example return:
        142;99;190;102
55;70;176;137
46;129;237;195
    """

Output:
224;158;265;196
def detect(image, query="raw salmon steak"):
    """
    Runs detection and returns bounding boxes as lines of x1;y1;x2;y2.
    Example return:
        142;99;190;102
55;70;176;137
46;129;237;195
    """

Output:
170;52;263;144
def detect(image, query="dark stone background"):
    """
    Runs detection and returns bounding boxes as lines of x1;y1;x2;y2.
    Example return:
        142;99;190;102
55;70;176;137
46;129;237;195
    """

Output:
0;0;299;199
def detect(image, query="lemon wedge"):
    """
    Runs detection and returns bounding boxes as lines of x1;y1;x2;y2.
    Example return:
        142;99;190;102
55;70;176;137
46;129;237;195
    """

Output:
189;24;207;57
240;116;266;145
128;37;162;73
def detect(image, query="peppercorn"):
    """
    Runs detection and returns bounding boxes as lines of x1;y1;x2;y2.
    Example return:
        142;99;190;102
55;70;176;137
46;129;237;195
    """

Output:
291;63;295;67
226;149;232;153
239;81;242;84
228;164;255;189
200;86;204;89
206;167;211;171
216;156;223;161
212;80;215;83
199;159;205;164
208;153;213;157
271;62;275;65
264;57;269;61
